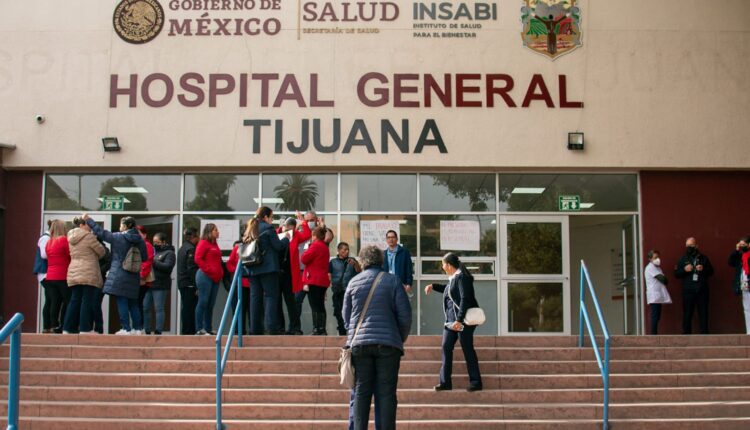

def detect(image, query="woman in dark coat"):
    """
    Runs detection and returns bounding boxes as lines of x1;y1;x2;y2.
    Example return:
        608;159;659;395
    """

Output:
425;252;483;392
85;215;147;335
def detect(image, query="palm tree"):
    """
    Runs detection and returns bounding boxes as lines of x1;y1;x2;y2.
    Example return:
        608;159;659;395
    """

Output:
273;174;319;212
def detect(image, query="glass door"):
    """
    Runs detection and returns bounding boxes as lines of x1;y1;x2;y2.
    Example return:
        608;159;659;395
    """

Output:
38;213;111;333
500;215;570;335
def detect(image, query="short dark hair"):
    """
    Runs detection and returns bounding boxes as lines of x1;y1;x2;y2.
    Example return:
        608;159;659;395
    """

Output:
153;232;167;243
183;227;197;239
121;216;136;230
337;242;349;250
386;230;398;239
72;217;85;227
740;236;750;244
647;250;660;260
312;226;326;240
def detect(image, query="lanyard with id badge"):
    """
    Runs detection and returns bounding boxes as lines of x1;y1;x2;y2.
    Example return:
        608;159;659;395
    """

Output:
692;257;700;282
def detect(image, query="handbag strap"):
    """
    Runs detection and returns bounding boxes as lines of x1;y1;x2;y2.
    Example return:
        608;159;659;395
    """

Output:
351;271;385;344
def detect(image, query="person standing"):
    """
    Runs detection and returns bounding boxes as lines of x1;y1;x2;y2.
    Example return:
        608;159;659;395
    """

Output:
144;232;175;335
329;242;361;335
276;216;306;335
343;245;412;430
294;211;320;332
177;228;199;335
226;239;251;334
63;217;106;334
285;212;312;335
94;242;111;334
728;237;750;334
301;227;331;335
382;230;414;298
45;220;71;334
85;215;147;335
34;220;52;333
425;253;483;392
644;250;672;335
674;237;714;334
244;206;289;335
136;225;154;313
194;223;223;336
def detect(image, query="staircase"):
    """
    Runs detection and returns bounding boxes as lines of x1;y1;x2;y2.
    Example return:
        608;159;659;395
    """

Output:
2;334;750;429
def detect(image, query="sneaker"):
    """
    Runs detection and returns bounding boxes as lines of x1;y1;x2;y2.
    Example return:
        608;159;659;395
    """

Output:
115;329;131;336
62;330;72;334
196;329;208;335
79;331;97;335
132;330;143;336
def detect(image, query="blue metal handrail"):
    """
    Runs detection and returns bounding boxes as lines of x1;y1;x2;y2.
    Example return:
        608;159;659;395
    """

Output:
577;260;611;430
1;313;24;430
215;267;243;430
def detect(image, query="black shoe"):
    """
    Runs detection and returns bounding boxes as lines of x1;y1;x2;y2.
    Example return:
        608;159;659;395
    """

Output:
292;330;304;336
154;331;162;335
467;385;483;392
434;384;452;391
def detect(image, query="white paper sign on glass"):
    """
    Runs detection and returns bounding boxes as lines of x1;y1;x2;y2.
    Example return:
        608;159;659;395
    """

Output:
440;220;480;251
200;219;240;251
360;220;401;250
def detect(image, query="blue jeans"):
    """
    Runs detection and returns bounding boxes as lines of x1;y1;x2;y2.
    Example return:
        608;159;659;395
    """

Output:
351;344;402;430
249;272;280;334
116;295;142;331
143;289;168;333
195;270;219;332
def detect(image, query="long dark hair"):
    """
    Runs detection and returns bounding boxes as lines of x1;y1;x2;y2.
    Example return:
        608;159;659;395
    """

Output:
442;252;473;280
244;206;273;242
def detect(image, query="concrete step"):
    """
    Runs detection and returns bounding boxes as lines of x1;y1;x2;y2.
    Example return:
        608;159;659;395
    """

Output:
5;357;750;375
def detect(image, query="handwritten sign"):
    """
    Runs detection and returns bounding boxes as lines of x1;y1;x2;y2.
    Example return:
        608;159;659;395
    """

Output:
360;220;401;250
440;220;480;251
200;219;240;251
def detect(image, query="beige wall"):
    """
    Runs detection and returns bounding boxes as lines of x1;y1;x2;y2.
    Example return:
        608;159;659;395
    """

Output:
0;0;748;169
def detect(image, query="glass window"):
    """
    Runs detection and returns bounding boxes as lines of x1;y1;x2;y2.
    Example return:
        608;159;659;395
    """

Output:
341;174;417;212
261;174;337;212
508;282;563;332
339;215;417;258
420;215;497;257
420;280;498;335
78;174;180;212
499;174;638;212
420;173;495;212
182;214;251;257
507;222;562;275
184;174;259;212
421;260;494;276
45;175;81;210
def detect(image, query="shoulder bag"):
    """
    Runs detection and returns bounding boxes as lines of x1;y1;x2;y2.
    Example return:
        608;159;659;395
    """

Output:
338;271;385;388
447;278;486;326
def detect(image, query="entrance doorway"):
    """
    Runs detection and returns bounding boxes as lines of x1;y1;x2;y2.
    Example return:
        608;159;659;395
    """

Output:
569;215;640;336
108;214;179;334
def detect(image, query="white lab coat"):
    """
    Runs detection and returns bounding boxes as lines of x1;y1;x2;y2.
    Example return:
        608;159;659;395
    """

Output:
645;262;672;304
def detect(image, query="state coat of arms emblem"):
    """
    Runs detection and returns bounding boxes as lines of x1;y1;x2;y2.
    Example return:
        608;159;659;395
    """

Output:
521;0;582;60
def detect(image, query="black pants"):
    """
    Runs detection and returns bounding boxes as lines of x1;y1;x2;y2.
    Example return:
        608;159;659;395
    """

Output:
41;279;53;330
351;344;402;430
331;285;346;335
440;324;482;388
683;287;709;334
230;286;251;334
178;286;198;335
649;303;662;335
277;273;298;333
43;280;70;330
308;285;327;333
250;272;281;335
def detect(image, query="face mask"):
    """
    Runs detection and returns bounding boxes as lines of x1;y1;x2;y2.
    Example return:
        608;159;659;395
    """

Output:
652;258;661;267
686;246;697;256
741;246;749;253
308;221;316;229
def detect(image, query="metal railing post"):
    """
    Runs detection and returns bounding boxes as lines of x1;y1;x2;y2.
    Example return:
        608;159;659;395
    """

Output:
215;343;222;430
578;264;585;347
7;329;21;430
237;272;243;348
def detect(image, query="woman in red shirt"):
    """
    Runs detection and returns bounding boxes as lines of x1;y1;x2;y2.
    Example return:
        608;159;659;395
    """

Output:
301;226;331;335
44;219;71;333
194;223;222;335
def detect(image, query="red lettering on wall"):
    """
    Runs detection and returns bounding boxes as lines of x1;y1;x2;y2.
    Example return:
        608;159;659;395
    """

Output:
486;74;516;108
456;74;482;107
393;74;419;108
521;74;554;108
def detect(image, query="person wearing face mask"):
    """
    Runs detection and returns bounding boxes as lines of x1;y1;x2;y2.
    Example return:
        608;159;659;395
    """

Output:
294;210;321;333
144;232;175;335
674;237;714;334
644;250;671;335
728;236;750;334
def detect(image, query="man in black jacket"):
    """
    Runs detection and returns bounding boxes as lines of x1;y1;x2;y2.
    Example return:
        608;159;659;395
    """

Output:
674;237;714;334
177;228;199;335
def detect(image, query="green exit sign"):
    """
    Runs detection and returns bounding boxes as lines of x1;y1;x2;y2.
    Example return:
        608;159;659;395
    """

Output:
101;196;125;211
559;195;581;211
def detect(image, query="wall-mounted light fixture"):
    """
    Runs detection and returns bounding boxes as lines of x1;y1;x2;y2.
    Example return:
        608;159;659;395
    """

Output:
101;137;121;152
568;132;584;150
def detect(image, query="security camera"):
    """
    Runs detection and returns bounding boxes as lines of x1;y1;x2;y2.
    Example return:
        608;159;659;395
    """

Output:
35;115;45;124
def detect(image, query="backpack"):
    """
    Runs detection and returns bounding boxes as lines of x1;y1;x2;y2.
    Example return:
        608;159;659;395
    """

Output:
239;230;267;268
122;245;142;273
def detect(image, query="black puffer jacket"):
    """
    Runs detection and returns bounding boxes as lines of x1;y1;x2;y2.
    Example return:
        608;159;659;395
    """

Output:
152;244;176;290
